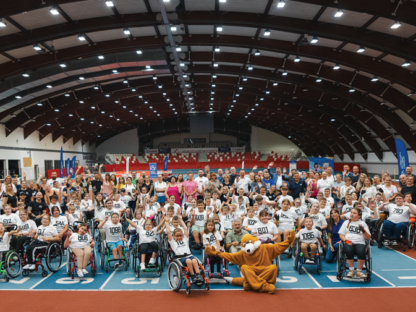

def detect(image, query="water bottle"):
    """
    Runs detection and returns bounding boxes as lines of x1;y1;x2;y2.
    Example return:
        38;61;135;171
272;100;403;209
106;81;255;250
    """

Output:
300;252;303;257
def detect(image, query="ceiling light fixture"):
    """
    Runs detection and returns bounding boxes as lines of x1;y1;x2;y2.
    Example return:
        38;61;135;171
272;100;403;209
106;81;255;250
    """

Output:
105;1;114;7
247;64;253;70
0;18;6;27
357;46;365;53
294;56;301;62
49;7;59;15
59;63;66;68
402;60;411;67
33;44;42;51
333;63;340;70
282;71;288;76
78;34;86;41
391;21;401;29
263;29;271;36
371;75;378;82
277;0;286;8
22;73;30;77
123;28;131;35
311;36;319;44
98;55;104;59
215;46;220;52
254;49;261;56
216;25;223;32
334;9;344;17
136;50;142;54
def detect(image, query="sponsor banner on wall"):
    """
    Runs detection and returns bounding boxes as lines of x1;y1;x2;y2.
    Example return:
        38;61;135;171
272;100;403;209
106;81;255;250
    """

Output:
289;160;297;170
171;148;218;153
309;157;334;173
395;138;409;176
149;163;158;179
230;147;245;152
219;147;231;153
145;149;159;154
158;148;170;154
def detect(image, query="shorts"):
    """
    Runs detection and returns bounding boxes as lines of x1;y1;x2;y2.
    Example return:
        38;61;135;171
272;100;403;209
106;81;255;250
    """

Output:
191;224;205;233
157;196;166;203
107;241;123;251
278;223;294;232
177;255;197;266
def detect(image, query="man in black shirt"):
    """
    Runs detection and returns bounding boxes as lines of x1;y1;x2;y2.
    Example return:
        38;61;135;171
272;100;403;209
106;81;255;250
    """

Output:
91;172;103;195
16;181;31;204
228;167;238;185
350;166;360;186
400;176;416;204
162;172;171;183
203;165;210;177
28;192;48;226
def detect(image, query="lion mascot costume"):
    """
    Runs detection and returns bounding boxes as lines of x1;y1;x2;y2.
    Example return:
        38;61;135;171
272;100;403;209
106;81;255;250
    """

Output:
205;230;295;294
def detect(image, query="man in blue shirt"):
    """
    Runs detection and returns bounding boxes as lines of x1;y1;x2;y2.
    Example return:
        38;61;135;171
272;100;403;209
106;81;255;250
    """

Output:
287;172;306;198
267;164;289;190
262;171;275;190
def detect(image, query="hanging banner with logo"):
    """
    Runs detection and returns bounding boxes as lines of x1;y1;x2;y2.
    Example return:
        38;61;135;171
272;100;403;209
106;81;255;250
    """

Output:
309;157;334;173
149;163;158;179
395;138;409;176
71;156;76;178
60;147;63;178
164;156;168;171
66;158;71;177
289;160;297;170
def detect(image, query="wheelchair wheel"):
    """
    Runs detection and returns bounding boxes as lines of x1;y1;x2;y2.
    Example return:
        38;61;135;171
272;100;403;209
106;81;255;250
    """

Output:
45;243;63;273
407;223;415;249
167;261;182;292
5;251;21;279
66;252;73;276
100;244;106;269
274;256;280;277
336;246;345;281
377;224;384;248
293;241;300;271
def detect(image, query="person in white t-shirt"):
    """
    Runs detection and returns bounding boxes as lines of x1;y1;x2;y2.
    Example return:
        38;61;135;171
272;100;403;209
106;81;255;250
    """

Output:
194;170;209;199
11;209;37;255
339;207;371;278
232;188;250;207
50;206;69;243
276;187;294;207
0;223;18;260
296;217;325;264
64;222;95;277
301;202;327;233
23;214;60;270
378;193;416;245
154;174;167;204
290;198;307;221
164;195;181;216
234;170;251;194
251;210;279;243
316;172;334;194
202;218;223;276
111;194;126;213
242;207;259;232
275;199;299;243
164;215;203;283
98;213;126;269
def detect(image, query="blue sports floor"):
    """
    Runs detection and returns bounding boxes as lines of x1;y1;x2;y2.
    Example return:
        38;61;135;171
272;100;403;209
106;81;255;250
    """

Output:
1;245;415;291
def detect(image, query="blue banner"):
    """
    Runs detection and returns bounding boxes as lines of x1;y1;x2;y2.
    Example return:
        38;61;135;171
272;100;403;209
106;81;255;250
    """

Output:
60;147;63;178
164;156;168;171
158;148;170;153
309;157;334;173
395;138;409;176
71;156;76;178
66;158;71;177
149;163;158;179
289;160;297;170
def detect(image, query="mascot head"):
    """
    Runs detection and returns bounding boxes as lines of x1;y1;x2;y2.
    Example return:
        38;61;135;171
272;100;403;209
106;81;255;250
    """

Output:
240;234;261;254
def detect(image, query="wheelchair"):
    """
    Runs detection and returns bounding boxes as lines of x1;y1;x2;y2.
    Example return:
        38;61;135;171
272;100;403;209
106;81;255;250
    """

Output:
377;219;415;251
336;240;372;283
100;238;130;273
201;247;230;279
167;257;209;295
0;249;22;282
131;236;162;278
292;239;324;275
22;241;63;277
188;226;203;251
158;233;171;270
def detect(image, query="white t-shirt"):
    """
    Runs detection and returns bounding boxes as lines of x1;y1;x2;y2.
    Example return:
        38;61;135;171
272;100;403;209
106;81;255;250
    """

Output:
233;195;250;206
210;198;222;210
131;218;145;230
36;225;58;242
243;217;259;230
48;202;62;214
138;227;157;244
0;232;11;252
203;231;222;248
339;220;369;245
194;176;209;192
18;219;37;236
144;204;158;218
316;179;334;194
124;184;136;195
275;209;298;230
120;195;133;206
81;199;93;211
342;203;354;214
319;207;331;217
252;222;278;241
103;222;122;243
296;228;321;244
309;213;327;229
164;203;181;216
344;211;371;222
290;206;307;220
99;208;120;222
47;178;64;188
220;214;233;230
69;233;92;249
235;204;247;218
165;225;184;236
169;236;191;256
362;186;377;200
154;181;167;196
381;185;398;201
94;202;105;218
50;215;68;233
385;204;412;224
0;213;20;226
277;195;294;206
234;176;252;194
112;200;126;211
194;210;207;226
324;196;334;207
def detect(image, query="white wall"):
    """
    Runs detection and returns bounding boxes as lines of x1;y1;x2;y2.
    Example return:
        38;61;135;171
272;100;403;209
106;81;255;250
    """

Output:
250;126;302;154
96;129;138;157
152;132;238;147
335;151;416;177
0;125;96;180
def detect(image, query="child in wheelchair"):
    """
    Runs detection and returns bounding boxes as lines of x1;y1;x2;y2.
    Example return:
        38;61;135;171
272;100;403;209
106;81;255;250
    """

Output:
296;217;325;264
242;207;258;232
202;218;223;277
0;223;18;262
190;199;211;248
274;199;299;244
339;207;371;278
64;222;95;277
98;213;126;269
127;210;145;248
251;210;279;244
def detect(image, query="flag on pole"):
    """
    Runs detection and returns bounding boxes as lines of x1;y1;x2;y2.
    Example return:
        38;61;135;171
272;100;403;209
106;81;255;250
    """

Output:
242;161;244;169
164;156;168;171
395;138;409;176
60;147;63;178
71;156;76;178
66;158;71;176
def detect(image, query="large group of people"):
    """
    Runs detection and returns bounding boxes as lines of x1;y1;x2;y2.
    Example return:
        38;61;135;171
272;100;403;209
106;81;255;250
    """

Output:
0;161;415;282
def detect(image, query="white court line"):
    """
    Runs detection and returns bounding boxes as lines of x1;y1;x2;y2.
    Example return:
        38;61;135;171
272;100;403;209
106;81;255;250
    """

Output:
385;246;416;263
398;276;416;280
99;268;118;290
382;269;416;271
372;270;396;287
302;267;322;289
29;263;66;290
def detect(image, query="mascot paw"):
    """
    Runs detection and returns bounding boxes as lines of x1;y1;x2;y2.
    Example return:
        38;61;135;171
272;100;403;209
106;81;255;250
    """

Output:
267;284;276;295
288;230;296;244
224;277;233;284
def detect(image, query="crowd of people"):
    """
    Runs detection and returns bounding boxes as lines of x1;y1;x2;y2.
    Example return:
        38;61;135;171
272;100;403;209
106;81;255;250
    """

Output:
0;161;415;281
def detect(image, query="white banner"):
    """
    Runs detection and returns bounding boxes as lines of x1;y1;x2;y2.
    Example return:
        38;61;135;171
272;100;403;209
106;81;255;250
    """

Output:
171;148;218;154
145;149;159;154
230;147;246;152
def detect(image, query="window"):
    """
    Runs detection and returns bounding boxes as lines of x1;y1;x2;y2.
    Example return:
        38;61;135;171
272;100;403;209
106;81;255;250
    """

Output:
54;160;61;169
44;160;53;172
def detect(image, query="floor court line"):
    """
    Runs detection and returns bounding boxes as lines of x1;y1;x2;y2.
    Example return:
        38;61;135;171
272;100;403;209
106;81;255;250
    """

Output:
302;267;322;289
371;270;396;287
29;263;66;290
99;268;118;290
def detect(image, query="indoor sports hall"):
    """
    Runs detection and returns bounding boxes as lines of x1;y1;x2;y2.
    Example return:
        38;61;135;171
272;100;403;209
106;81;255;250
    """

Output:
0;0;416;311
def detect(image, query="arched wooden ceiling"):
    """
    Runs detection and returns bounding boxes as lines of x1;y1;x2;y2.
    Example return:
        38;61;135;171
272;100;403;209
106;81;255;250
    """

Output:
1;0;415;159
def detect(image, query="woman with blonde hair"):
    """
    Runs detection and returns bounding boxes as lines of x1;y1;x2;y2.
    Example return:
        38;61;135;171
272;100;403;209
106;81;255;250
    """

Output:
1;175;16;193
2;184;17;210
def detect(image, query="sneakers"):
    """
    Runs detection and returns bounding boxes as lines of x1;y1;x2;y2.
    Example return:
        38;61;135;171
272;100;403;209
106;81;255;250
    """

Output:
114;262;120;269
383;240;390;246
370;240;374;246
23;264;36;270
149;257;156;265
77;270;84;277
356;271;367;278
391;240;398;246
140;263;146;271
346;270;355;277
305;258;314;264
82;269;88;274
12;256;19;261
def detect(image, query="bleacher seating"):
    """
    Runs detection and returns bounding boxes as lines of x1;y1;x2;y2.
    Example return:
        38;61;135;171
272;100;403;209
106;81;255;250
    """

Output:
107;154;137;165
158;141;232;149
143;153;198;163
266;150;298;162
206;152;261;162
